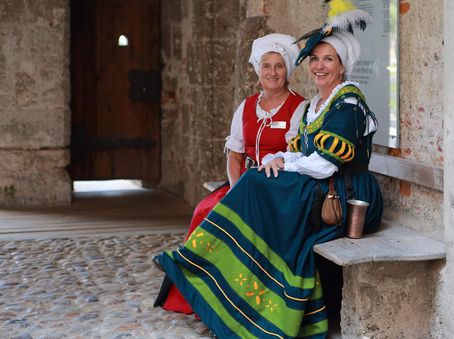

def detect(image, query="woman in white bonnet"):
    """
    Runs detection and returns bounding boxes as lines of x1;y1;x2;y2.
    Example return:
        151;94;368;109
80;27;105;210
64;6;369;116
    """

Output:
154;33;307;315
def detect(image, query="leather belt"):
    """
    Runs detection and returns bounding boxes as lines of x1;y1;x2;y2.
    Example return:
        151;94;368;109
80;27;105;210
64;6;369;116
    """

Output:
337;164;368;174
336;163;369;199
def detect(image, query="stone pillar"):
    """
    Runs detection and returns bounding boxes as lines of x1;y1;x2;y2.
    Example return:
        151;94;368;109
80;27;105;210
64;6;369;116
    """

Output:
442;0;454;335
0;0;71;206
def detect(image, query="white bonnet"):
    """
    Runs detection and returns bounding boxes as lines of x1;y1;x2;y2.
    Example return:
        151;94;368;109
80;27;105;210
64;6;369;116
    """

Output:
321;31;360;75
248;33;300;80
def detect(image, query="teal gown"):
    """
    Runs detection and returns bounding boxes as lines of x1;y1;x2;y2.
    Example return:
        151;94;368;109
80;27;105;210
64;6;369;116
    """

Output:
156;83;383;338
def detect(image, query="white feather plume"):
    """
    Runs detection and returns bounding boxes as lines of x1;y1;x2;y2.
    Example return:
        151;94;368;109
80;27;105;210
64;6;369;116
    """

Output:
325;9;372;32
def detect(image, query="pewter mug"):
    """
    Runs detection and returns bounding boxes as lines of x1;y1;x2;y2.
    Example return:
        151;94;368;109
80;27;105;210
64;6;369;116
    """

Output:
346;199;369;239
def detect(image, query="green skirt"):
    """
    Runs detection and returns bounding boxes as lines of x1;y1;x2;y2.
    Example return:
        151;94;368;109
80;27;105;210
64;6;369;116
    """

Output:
158;169;382;338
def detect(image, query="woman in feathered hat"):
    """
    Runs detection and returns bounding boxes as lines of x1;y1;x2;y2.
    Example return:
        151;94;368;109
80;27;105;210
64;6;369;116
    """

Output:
154;33;306;315
154;1;383;338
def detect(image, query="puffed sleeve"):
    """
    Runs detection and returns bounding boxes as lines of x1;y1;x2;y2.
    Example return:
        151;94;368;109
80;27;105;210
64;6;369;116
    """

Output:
314;96;367;167
224;100;246;153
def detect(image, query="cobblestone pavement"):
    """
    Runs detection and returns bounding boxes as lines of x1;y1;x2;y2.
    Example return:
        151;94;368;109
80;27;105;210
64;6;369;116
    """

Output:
0;232;212;339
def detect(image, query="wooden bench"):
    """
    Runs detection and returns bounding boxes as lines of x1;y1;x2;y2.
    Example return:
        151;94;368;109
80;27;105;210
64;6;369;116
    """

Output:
313;219;446;265
203;181;225;192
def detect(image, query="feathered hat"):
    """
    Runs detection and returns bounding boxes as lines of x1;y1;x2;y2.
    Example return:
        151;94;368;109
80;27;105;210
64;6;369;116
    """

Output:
295;0;372;66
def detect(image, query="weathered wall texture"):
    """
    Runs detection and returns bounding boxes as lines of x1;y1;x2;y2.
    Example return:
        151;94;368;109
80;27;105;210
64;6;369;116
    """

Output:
342;261;443;339
0;0;71;206
441;1;454;337
375;0;444;238
159;0;321;205
160;0;271;205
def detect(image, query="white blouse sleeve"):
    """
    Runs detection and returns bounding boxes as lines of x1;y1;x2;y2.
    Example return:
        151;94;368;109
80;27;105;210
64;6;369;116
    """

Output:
284;100;306;143
284;152;338;179
224;100;246;153
262;151;338;179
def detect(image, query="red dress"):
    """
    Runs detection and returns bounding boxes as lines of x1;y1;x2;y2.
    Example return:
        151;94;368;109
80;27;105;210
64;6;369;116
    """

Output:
158;92;304;314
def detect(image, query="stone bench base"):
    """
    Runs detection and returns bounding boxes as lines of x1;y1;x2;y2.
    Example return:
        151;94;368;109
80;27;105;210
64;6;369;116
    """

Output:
315;221;446;339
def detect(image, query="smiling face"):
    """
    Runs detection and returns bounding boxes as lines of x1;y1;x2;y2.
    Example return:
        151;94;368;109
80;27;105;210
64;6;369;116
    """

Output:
258;52;288;93
308;42;344;96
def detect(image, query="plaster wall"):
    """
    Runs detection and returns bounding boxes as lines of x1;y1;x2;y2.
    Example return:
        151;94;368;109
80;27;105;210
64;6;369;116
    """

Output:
376;0;444;238
0;0;71;206
440;0;454;336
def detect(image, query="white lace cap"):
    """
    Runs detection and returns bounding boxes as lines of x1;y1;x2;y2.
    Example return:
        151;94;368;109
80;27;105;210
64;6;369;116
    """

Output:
248;33;300;80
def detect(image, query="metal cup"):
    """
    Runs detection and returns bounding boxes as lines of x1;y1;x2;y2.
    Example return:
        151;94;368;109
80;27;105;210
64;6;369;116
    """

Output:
346;199;369;239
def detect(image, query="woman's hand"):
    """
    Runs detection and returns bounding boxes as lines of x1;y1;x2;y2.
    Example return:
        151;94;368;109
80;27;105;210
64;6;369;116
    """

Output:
258;157;284;178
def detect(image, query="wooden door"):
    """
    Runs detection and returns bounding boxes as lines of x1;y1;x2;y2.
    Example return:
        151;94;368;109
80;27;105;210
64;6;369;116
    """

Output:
70;0;160;183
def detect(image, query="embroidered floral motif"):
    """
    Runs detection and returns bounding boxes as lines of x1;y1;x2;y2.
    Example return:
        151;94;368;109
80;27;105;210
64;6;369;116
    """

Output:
265;299;279;312
234;273;248;287
246;281;266;305
187;230;205;249
205;241;218;254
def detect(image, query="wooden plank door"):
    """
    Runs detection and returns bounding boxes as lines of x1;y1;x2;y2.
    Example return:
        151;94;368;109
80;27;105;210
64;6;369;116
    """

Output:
70;0;160;183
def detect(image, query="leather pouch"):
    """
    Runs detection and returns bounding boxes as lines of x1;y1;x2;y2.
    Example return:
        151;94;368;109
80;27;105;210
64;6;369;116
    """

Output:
321;177;342;225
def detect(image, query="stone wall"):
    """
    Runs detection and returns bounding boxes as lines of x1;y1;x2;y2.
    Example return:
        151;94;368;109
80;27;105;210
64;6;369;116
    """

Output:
251;0;445;237
0;0;71;206
441;1;454;337
376;0;444;238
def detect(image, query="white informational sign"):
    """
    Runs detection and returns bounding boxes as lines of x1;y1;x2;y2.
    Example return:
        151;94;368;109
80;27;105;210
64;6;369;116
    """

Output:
349;0;399;148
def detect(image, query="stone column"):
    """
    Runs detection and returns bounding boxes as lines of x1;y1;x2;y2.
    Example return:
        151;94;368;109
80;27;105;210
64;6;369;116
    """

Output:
442;0;454;335
0;0;71;206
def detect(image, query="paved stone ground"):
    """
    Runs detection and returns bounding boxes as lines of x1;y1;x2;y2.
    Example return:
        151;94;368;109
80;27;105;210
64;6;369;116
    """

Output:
0;232;212;339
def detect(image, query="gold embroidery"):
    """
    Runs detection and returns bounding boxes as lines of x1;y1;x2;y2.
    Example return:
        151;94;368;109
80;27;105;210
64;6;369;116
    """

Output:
246;281;266;305
234;273;248;287
265;299;279;312
187;230;205;249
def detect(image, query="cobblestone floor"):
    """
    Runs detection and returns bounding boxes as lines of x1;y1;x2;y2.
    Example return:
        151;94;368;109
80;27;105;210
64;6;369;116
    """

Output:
0;232;212;339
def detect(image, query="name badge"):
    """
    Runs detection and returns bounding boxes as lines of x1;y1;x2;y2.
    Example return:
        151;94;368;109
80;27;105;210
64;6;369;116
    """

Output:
270;121;287;129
